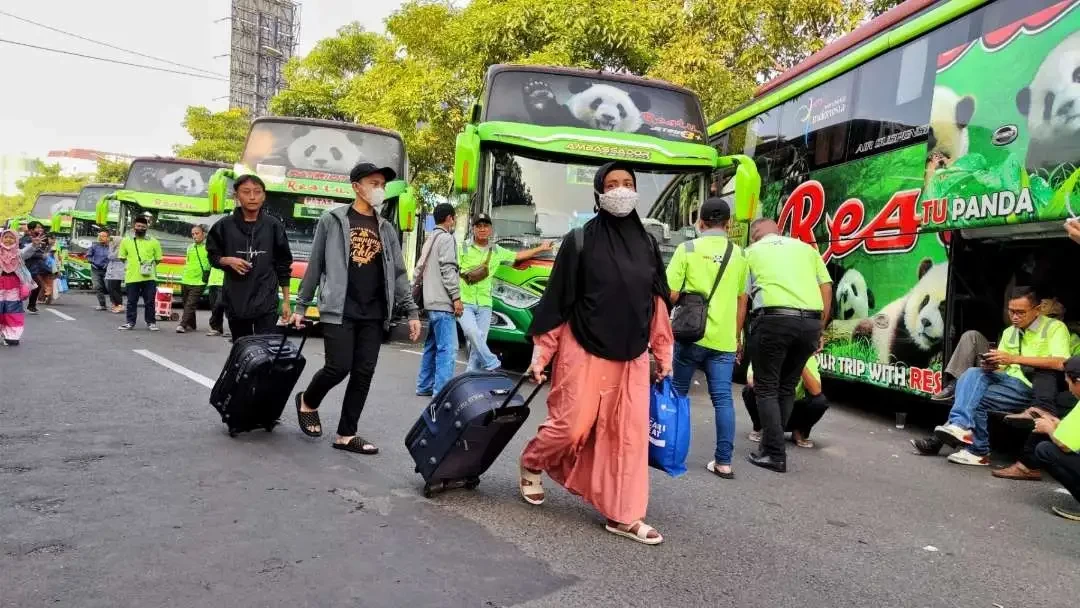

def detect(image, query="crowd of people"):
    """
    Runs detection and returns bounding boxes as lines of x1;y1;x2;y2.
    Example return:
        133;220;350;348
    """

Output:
5;162;1080;542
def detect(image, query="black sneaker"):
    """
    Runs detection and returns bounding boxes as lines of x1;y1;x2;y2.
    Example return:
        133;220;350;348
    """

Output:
931;382;956;402
27;308;39;315
911;437;945;455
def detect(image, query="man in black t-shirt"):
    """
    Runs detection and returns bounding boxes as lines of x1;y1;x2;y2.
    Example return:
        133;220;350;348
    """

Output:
290;162;422;455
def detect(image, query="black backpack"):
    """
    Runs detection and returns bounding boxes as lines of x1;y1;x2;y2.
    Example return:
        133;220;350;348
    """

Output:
670;239;734;343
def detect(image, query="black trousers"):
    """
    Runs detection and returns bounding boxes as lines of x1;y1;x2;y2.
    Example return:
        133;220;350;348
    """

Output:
107;279;124;307
207;287;225;332
743;385;828;437
747;314;822;460
180;285;204;330
302;318;383;437
228;313;279;340
1019;399;1075;469
91;267;108;307
1033;440;1080;502
125;280;157;326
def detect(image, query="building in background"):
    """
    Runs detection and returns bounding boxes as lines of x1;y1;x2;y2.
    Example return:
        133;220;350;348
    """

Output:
45;149;136;177
228;0;301;117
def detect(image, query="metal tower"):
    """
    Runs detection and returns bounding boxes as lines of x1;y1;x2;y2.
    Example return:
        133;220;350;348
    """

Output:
228;0;301;116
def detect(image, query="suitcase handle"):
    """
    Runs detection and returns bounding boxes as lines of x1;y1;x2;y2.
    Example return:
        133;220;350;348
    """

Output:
271;322;308;365
499;373;545;409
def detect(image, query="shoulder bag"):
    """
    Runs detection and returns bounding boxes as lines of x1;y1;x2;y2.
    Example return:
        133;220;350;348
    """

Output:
461;247;493;285
670;239;734;343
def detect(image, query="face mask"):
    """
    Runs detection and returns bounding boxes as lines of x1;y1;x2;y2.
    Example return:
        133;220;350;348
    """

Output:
364;186;386;209
598;187;638;217
134;228;147;236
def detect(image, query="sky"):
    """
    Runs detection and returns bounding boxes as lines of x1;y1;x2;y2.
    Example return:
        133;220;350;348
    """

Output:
0;0;405;159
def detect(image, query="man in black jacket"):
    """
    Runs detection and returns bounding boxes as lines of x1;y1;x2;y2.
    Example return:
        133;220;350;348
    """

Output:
206;174;294;339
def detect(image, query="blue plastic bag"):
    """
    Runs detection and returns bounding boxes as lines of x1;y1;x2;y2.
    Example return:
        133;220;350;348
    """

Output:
56;275;69;293
648;377;691;477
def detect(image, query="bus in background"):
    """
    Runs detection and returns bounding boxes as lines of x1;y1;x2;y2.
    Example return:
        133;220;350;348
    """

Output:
53;183;122;289
453;64;758;347
98;157;231;297
708;0;1080;401
221;116;418;321
6;191;79;233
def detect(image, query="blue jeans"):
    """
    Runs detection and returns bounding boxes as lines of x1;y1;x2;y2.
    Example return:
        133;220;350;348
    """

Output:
948;368;1033;455
458;304;500;372
416;311;459;395
672;342;736;465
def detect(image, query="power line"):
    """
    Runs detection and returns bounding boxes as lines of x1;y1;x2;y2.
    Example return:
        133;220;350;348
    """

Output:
0;9;228;78
0;38;229;81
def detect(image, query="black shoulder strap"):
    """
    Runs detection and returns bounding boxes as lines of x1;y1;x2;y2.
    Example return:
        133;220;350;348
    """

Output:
705;240;735;304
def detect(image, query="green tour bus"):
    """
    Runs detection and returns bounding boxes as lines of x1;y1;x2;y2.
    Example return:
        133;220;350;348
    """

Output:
218;116;418;321
708;0;1080;400
9;191;79;233
453;64;759;346
52;183;122;288
98;157;232;297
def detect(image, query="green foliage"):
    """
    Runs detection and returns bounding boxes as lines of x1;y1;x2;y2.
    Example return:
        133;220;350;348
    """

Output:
0;162;87;221
174;106;250;163
95;157;131;184
269;0;901;195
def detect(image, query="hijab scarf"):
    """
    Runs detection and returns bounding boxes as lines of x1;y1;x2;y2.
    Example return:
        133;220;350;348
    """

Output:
1;229;21;273
528;162;670;361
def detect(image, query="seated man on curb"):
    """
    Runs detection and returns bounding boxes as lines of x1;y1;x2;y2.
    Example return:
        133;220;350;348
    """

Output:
1029;356;1080;522
912;287;1071;465
744;355;829;449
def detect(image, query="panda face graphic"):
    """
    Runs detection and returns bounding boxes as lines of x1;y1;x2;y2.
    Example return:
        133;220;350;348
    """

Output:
161;168;206;196
927;86;975;174
1016;31;1080;170
836;268;873;320
566;83;651;133
903;261;947;351
285;126;364;174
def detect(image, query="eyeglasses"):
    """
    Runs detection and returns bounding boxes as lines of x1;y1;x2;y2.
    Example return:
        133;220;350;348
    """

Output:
1007;308;1034;318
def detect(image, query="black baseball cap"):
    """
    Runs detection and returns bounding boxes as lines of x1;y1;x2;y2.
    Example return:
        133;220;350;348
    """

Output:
1065;356;1080;379
472;213;493;226
700;196;732;223
350;162;397;184
433;203;456;224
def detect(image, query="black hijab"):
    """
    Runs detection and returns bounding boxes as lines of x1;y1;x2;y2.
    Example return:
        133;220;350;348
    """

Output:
528;161;670;361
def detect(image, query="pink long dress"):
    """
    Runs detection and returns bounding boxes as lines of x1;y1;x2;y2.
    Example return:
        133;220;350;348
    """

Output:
521;295;673;525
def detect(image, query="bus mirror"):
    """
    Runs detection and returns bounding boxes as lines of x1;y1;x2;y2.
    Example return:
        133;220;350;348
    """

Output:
719;155;761;222
470;102;481;124
96;197;110;226
398;187;418;232
209;169;235;214
454;128;481;194
50;215;61;234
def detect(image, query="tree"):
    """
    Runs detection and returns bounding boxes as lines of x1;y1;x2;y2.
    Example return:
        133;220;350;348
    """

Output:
270;0;892;195
173;106;250;163
0;162;87;221
96;157;131;184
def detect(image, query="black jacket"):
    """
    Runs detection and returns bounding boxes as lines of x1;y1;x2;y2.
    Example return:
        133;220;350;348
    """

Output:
207;208;294;319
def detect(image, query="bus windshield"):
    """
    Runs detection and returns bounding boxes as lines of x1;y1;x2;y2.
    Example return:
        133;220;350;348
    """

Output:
75;186;120;212
120;203;227;257
240;120;405;182
124;160;221;198
31;194;77;219
262;191;347;260
484;148;680;243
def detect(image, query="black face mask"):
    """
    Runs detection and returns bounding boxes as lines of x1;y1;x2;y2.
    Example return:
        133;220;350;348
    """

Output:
134;228;147;236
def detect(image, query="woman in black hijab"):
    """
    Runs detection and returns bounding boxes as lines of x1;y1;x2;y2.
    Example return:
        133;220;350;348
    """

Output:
518;161;674;546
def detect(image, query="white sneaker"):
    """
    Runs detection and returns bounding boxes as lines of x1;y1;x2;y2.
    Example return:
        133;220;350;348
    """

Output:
118;323;133;331
748;430;762;443
175;326;185;333
148;324;160;332
934;423;974;447
947;449;989;466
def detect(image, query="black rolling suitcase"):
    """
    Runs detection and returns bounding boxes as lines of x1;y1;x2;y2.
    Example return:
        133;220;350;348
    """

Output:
209;329;307;437
405;371;542;497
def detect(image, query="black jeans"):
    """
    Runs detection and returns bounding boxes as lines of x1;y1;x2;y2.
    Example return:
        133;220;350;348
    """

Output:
1033;440;1080;501
1019;399;1074;470
91;267;108;307
207;287;225;332
747;314;822;460
228;313;279;340
107;279;124;307
125;280;157;326
180;285;204;330
743;385;829;437
302;318;383;437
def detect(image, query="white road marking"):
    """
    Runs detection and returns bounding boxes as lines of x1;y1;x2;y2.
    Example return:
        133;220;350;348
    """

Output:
133;349;215;388
45;308;76;321
400;349;467;366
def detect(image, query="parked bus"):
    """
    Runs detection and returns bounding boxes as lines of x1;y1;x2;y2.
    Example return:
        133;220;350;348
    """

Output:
453;64;759;346
7;191;79;232
52;183;122;288
220;116;418;321
708;0;1080;400
98;158;232;296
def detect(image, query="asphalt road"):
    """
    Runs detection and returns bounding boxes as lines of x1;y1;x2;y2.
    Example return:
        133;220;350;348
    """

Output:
2;292;1078;608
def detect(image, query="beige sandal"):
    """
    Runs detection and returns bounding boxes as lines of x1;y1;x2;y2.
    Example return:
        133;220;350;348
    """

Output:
605;520;663;545
519;461;544;505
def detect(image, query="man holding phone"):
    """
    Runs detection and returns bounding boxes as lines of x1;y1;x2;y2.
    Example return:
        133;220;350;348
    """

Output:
912;287;1072;465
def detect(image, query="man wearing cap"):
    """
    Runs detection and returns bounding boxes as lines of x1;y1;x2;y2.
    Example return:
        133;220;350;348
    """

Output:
290;162;421;455
415;202;463;397
1030;355;1080;521
742;218;833;472
457;213;552;372
666;197;748;479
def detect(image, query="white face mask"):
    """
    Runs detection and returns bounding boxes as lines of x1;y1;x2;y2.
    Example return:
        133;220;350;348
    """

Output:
362;186;386;209
598;187;638;217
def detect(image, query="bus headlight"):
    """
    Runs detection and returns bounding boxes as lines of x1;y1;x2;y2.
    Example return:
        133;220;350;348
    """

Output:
492;279;541;309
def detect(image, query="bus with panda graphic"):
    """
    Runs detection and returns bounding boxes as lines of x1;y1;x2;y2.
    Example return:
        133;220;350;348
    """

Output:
98;158;233;297
10;191;79;233
51;183;122;289
453;64;759;347
215;116;419;322
709;0;1080;401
